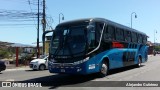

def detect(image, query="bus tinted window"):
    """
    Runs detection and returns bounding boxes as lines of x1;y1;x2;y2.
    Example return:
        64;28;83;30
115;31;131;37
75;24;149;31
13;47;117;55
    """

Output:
131;32;137;43
143;35;147;44
138;34;143;43
104;25;115;40
124;30;131;42
116;28;124;41
96;22;104;43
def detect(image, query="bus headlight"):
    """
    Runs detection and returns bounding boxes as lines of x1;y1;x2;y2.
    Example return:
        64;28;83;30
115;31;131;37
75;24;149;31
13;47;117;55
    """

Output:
50;58;56;62
74;57;89;65
77;68;82;72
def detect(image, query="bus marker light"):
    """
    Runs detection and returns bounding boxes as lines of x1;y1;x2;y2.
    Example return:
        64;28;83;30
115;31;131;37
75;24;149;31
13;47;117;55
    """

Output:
77;68;82;72
61;69;65;72
89;64;95;69
65;67;69;68
76;67;80;68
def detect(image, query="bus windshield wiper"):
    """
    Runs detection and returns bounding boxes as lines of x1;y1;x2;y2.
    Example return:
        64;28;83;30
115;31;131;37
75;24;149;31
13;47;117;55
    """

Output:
66;35;74;58
53;36;63;56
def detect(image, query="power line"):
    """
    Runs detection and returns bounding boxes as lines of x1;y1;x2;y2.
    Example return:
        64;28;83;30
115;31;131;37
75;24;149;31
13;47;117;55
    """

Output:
0;19;35;22
0;9;42;19
0;24;36;26
27;0;39;28
1;0;28;4
44;3;55;30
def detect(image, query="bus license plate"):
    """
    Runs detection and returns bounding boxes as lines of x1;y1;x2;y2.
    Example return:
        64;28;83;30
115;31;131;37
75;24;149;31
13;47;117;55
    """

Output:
61;69;65;72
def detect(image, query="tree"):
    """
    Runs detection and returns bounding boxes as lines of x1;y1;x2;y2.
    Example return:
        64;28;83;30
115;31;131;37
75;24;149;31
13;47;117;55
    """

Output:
0;49;10;58
155;46;160;51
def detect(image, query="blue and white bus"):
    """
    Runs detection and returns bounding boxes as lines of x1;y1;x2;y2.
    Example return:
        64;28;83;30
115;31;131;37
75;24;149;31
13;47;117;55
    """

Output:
47;18;148;77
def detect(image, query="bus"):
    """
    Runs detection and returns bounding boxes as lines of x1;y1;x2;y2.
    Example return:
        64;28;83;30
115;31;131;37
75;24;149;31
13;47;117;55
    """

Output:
47;18;148;77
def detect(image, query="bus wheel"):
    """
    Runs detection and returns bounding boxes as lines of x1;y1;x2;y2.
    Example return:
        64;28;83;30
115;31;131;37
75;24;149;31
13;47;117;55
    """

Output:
137;57;142;67
99;61;108;77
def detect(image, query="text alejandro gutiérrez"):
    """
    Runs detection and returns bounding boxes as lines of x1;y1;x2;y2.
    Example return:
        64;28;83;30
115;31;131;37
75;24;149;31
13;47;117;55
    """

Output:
126;82;158;87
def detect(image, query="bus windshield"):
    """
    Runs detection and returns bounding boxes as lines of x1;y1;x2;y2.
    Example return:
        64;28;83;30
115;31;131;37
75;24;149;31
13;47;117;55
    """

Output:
50;25;88;57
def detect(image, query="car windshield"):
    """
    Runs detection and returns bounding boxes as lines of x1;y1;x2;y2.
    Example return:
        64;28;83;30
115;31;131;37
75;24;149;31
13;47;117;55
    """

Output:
39;55;48;59
50;24;87;57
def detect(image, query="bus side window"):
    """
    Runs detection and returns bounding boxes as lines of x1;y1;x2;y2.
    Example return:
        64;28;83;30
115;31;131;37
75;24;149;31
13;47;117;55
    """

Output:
138;34;143;44
131;32;137;43
124;30;131;42
96;22;104;43
104;25;115;40
115;28;124;41
143;35;147;44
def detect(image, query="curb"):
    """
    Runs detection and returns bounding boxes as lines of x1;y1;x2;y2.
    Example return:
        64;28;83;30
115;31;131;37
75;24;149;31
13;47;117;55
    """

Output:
5;66;30;71
148;55;153;57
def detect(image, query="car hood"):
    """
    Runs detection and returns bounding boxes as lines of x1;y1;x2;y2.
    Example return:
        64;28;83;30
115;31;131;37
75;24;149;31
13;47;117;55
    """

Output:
30;59;45;63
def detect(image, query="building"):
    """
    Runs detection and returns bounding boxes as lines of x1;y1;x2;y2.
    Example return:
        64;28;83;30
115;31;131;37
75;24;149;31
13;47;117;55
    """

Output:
45;36;52;55
0;41;38;57
147;41;154;55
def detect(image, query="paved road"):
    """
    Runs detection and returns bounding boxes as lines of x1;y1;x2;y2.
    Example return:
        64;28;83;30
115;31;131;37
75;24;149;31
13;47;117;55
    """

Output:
0;55;160;90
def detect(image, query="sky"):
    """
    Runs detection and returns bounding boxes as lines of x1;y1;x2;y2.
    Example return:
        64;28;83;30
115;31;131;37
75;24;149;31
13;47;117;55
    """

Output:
0;0;160;45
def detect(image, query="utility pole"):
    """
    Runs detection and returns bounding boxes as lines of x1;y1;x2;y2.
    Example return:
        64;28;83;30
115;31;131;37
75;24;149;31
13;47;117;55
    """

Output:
37;0;40;58
42;0;46;55
42;0;46;33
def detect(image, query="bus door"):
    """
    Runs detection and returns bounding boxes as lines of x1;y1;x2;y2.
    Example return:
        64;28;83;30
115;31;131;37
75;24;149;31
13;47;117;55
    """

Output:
122;43;130;66
123;43;135;66
128;44;136;65
123;31;135;66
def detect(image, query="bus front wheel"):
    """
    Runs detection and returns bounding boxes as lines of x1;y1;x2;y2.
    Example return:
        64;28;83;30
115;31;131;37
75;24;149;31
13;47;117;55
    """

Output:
99;61;108;77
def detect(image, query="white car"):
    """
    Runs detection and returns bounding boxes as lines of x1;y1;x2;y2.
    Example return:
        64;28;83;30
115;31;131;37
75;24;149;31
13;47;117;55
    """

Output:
29;56;48;70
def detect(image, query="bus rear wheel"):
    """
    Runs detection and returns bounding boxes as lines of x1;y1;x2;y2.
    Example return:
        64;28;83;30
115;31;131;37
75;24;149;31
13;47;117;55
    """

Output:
137;57;142;67
99;61;108;77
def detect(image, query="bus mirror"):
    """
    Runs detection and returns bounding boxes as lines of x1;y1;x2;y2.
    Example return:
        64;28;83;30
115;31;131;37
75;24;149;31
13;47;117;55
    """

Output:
87;25;95;31
63;30;68;35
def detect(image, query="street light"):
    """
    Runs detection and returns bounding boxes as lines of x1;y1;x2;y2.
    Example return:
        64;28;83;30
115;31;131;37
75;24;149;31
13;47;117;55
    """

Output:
154;30;156;45
59;13;64;24
154;30;157;54
131;12;137;28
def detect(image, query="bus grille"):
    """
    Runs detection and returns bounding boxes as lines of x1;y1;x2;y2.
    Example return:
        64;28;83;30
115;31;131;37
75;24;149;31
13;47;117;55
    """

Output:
54;57;83;63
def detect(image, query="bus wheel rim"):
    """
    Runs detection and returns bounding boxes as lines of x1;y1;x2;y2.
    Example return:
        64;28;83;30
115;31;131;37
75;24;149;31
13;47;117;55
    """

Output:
101;64;107;75
138;58;141;66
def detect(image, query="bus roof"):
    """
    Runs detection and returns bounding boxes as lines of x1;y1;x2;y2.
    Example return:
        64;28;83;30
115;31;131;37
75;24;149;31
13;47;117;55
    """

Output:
57;18;147;36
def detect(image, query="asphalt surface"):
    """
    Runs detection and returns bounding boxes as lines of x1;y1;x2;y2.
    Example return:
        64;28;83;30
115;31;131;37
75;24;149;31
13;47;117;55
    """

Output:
0;55;160;90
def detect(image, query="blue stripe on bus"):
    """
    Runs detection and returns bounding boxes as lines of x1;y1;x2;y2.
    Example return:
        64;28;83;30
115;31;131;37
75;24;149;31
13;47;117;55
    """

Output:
87;45;148;71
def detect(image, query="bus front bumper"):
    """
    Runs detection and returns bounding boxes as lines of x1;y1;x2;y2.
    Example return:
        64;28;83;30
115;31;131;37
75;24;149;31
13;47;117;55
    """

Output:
49;65;86;75
48;62;100;75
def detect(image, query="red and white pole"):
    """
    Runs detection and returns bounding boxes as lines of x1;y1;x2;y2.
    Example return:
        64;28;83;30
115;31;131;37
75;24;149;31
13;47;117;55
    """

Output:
16;47;19;67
